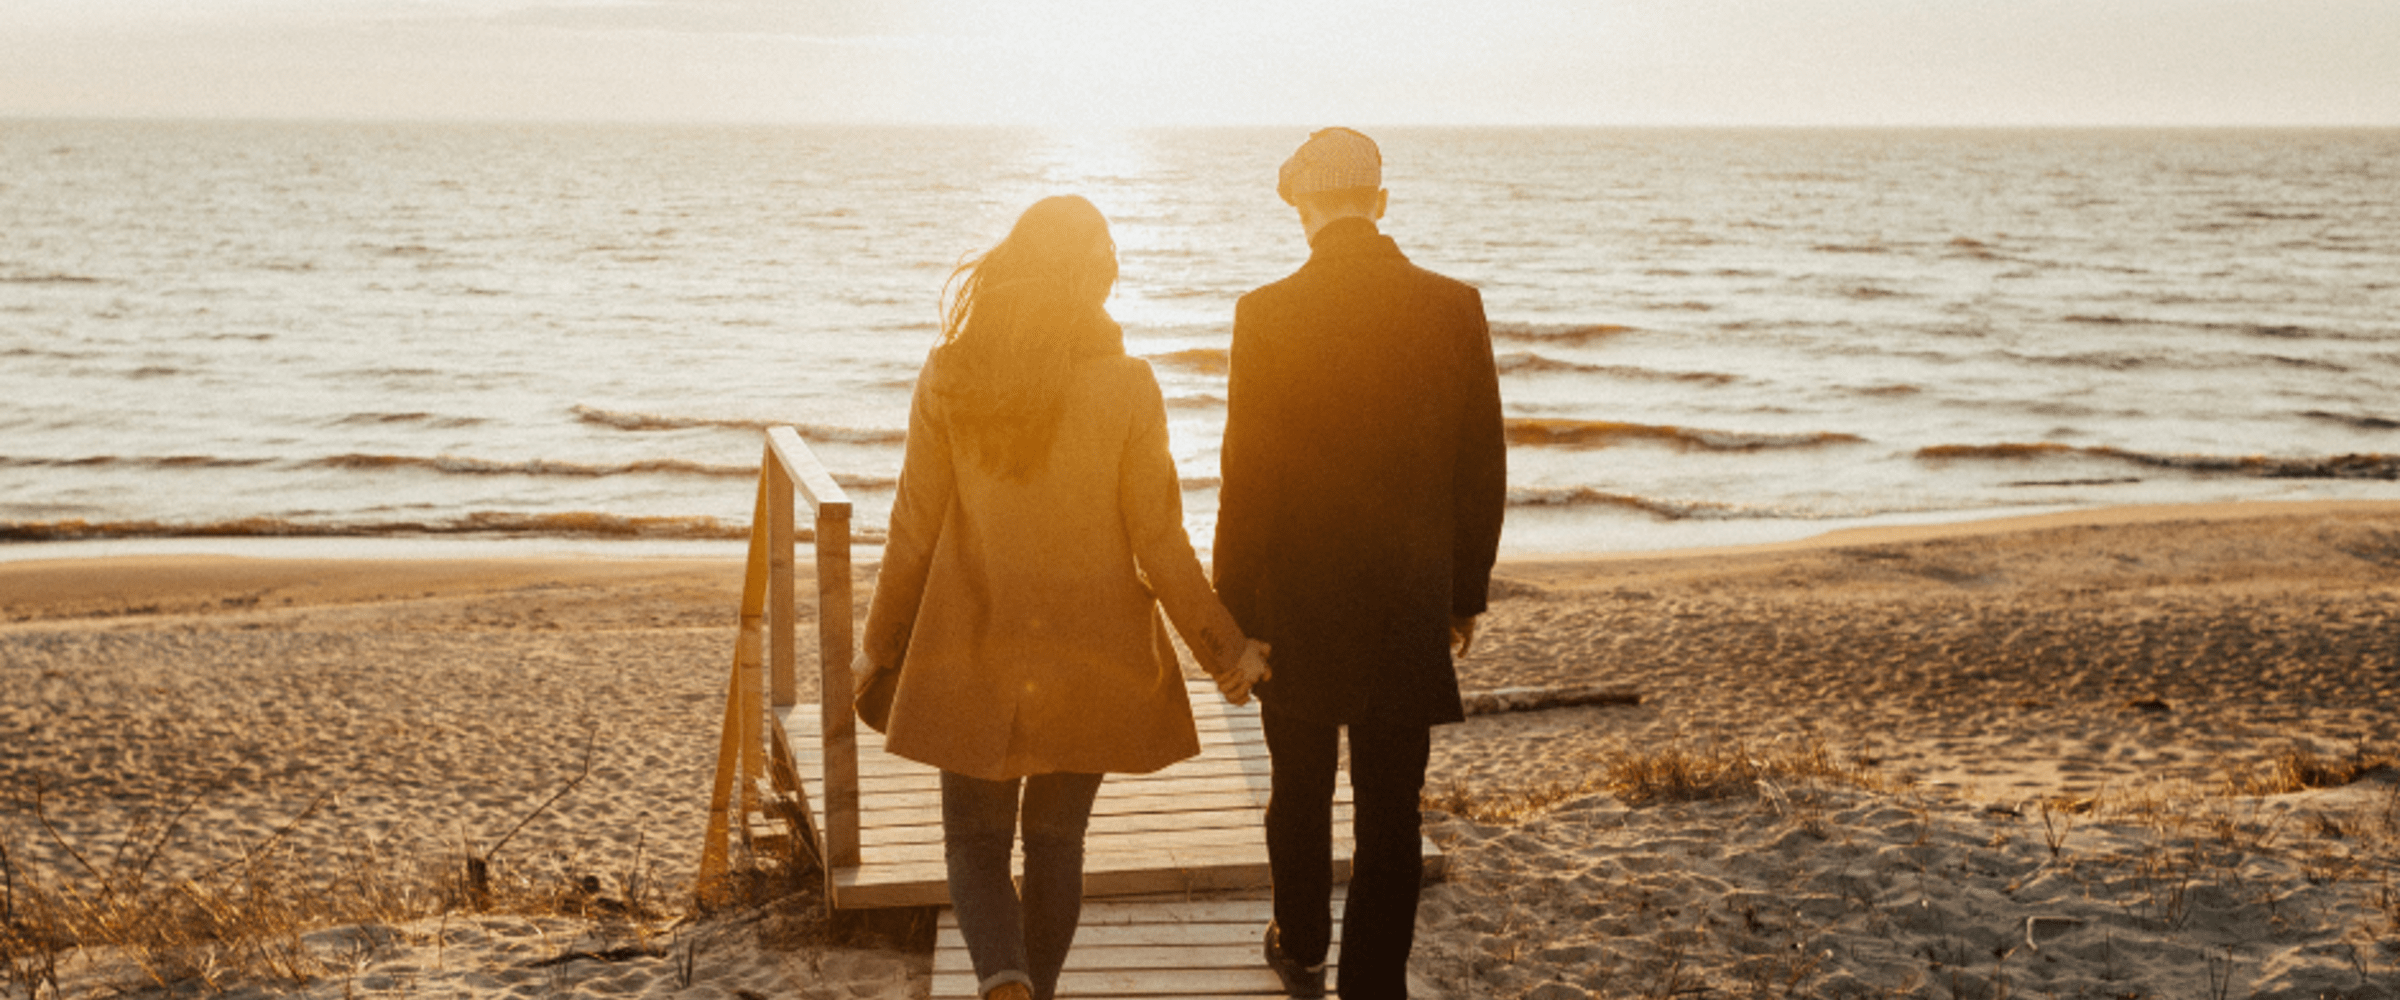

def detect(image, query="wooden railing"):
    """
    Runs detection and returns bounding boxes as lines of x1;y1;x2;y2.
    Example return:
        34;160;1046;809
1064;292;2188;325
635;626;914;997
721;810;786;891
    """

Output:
697;426;858;903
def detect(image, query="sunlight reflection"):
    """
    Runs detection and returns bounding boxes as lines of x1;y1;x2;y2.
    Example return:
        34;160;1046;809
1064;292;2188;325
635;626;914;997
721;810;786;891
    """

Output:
1020;129;1189;331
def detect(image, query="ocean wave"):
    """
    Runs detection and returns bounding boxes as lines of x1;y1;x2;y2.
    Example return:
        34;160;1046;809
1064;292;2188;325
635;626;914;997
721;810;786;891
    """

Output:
333;411;489;429
1916;443;2400;479
1849;383;1923;397
1506;486;1737;520
0;272;105;285
1494;352;1740;384
308;453;759;478
1507;418;1865;452
1946;236;2000;259
299;452;899;487
0;512;872;543
1146;348;1229;376
2060;314;2361;342
571;405;907;444
1489;322;1637;345
0;455;275;470
2301;410;2400;431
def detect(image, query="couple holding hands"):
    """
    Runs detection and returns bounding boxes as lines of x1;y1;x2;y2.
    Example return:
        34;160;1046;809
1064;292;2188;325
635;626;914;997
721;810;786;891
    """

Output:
852;128;1508;1000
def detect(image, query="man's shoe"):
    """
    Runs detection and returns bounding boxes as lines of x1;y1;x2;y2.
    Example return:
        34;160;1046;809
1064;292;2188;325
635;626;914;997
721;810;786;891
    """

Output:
1263;921;1327;998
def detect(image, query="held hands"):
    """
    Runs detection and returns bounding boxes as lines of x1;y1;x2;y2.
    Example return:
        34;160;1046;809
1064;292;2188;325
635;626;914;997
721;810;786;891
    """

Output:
851;650;881;689
1451;615;1480;657
1215;639;1271;706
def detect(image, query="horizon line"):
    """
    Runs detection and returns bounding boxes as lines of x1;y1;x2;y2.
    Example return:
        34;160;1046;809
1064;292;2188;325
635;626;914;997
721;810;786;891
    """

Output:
9;113;2400;131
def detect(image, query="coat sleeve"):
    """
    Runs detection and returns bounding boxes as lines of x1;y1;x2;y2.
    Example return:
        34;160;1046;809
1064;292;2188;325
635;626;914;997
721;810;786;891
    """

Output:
1210;294;1271;635
862;368;956;671
1451;287;1507;618
1120;361;1250;678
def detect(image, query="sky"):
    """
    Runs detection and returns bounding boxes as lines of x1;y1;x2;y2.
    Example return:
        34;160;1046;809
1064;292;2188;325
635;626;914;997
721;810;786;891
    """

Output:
3;0;2397;127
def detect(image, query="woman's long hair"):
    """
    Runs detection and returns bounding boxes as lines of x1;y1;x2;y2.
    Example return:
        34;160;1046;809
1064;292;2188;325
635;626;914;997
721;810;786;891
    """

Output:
936;195;1123;479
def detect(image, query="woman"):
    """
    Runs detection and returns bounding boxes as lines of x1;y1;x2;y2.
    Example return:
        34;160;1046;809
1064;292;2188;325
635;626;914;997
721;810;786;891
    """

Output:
855;194;1270;1000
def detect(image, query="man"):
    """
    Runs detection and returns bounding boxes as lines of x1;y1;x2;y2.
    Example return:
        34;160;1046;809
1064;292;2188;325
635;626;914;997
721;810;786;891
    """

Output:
1213;127;1507;1000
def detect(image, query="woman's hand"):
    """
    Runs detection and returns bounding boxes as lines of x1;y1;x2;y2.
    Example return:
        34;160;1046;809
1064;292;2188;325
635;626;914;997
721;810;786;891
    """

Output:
851;650;881;690
1217;639;1271;706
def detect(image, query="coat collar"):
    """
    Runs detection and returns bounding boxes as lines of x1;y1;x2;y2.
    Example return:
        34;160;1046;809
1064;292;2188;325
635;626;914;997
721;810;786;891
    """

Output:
1305;217;1406;265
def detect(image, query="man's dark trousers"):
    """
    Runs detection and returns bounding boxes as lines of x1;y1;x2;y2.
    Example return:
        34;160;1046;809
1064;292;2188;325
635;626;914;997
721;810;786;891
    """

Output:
1262;700;1431;1000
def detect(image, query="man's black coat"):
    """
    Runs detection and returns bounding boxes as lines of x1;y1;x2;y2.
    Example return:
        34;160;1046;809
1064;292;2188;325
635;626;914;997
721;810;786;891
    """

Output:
1212;217;1507;728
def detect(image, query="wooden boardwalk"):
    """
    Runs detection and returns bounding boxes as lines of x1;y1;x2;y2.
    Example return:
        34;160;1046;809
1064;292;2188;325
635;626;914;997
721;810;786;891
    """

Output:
785;678;1442;910
929;889;1344;1000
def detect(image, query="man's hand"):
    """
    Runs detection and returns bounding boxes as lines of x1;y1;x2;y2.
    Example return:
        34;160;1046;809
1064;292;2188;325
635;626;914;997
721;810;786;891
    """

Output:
1217;639;1272;706
1450;615;1479;657
851;650;881;690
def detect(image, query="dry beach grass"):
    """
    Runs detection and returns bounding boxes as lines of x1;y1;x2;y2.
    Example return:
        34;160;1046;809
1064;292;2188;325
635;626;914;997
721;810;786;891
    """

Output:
3;500;2397;998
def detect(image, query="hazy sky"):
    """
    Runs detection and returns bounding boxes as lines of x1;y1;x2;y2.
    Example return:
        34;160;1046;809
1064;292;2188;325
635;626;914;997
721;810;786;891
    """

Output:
5;0;2396;126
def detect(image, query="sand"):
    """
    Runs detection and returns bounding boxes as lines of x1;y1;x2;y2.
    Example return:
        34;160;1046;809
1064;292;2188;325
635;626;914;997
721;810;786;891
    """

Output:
3;500;2396;999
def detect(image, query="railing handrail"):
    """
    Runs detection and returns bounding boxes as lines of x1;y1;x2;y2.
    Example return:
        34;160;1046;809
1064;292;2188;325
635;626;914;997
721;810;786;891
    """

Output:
698;426;862;902
765;425;851;518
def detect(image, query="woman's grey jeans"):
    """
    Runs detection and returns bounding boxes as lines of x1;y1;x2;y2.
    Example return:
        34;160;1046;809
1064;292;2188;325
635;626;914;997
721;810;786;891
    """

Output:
940;769;1105;1000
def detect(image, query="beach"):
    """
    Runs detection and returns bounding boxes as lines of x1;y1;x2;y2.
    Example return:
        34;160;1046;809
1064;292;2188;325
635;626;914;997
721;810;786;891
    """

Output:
4;500;2397;999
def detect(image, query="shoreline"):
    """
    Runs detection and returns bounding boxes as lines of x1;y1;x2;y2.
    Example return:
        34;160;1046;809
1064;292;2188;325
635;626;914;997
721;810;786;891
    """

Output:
6;496;2398;575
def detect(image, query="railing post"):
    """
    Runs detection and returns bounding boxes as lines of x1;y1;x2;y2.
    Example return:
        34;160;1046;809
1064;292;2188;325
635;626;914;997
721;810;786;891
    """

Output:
817;502;859;869
768;470;797;708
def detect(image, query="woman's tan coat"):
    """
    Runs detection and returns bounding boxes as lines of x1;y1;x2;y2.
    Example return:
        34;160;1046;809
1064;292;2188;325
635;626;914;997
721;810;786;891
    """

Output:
861;346;1249;781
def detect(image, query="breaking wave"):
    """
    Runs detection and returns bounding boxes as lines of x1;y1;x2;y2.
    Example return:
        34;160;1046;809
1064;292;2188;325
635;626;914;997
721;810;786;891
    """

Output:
1917;443;2400;479
1146;348;1230;376
0;452;898;488
1489;322;1637;345
2059;314;2364;342
573;405;906;445
1495;352;1741;384
0;272;105;285
1506;486;1740;520
2301;410;2400;431
332;411;489;429
0;511;886;543
308;454;758;479
0;455;275;470
1507;419;1865;452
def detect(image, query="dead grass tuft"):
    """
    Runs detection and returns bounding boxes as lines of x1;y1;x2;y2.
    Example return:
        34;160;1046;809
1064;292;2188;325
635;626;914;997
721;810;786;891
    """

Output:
1603;739;1890;807
0;780;685;998
2222;741;2399;797
1423;776;1612;825
1423;739;1890;824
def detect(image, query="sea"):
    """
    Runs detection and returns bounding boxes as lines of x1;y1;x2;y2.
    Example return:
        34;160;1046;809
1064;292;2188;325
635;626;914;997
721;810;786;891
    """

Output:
3;122;2397;562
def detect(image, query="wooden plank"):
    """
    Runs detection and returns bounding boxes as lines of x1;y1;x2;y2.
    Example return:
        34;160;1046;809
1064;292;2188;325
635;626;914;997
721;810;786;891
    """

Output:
836;768;1287;804
840;789;1274;831
791;709;1266;755
853;827;1355;869
765;424;850;515
803;752;1270;788
944;926;1268;950
792;721;1271;760
931;890;1345;1000
969;892;1276;924
842;803;1359;848
933;967;1295;998
836;858;1283;910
